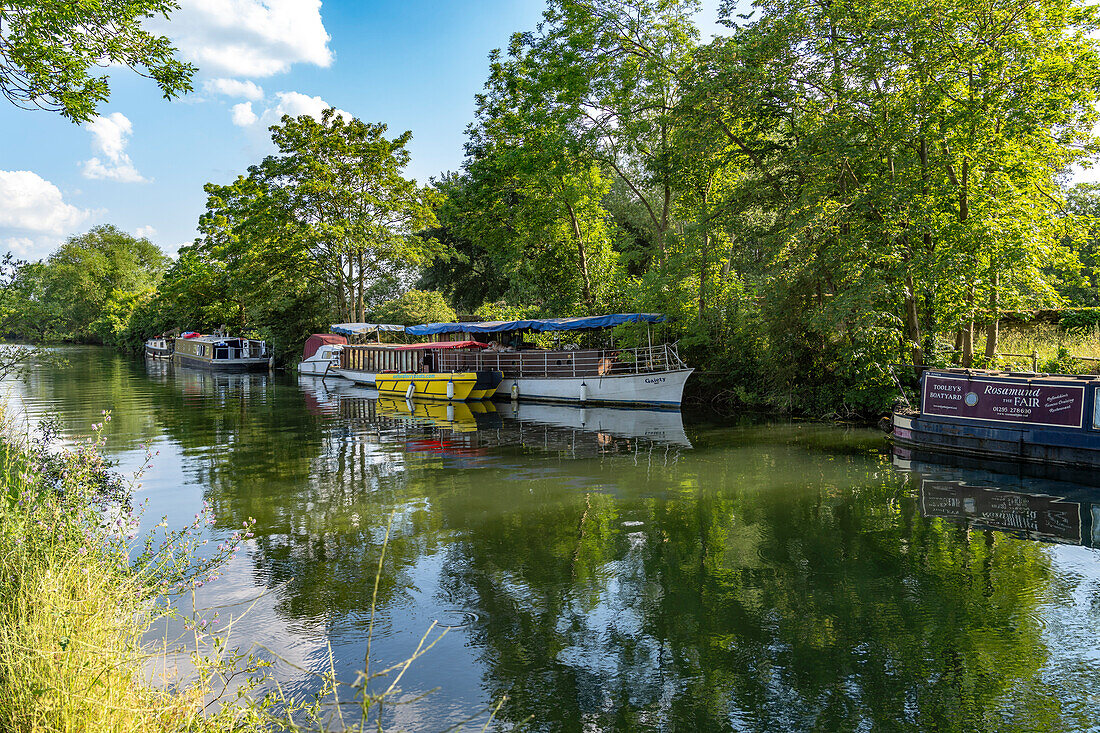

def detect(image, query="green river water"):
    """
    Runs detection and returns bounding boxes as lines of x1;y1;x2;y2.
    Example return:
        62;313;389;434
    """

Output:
8;346;1100;731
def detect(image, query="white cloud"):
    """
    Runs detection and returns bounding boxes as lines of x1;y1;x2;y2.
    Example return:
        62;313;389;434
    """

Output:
231;101;258;126
0;171;94;234
2;235;63;261
156;0;333;78
236;91;351;129
204;78;264;100
135;225;157;239
81;113;148;183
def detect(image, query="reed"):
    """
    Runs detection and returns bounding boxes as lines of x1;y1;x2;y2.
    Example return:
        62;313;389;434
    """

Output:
0;413;260;732
0;409;505;731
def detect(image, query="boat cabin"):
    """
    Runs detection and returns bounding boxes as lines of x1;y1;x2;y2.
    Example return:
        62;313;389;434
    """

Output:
173;334;270;372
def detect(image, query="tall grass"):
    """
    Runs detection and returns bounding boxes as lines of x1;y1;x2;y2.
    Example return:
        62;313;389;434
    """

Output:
0;410;505;732
996;323;1100;365
0;413;262;732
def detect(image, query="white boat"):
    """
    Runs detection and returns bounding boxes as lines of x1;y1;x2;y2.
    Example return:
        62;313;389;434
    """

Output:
144;337;172;358
298;333;348;376
493;365;693;408
410;314;693;408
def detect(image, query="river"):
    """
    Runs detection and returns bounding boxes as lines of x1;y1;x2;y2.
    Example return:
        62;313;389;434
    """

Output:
8;346;1100;731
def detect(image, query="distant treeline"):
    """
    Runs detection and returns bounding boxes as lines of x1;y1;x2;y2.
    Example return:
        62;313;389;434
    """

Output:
5;0;1100;417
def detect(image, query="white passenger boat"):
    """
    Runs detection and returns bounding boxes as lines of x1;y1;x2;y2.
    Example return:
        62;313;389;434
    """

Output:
407;314;693;408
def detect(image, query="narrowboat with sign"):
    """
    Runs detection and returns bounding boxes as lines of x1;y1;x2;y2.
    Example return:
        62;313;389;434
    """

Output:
405;313;693;408
889;368;1100;468
173;334;272;372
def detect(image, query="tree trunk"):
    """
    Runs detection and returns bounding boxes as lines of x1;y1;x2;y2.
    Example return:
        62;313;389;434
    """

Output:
904;274;923;366
962;287;975;367
698;182;711;321
985;272;999;359
356;247;365;323
564;201;594;312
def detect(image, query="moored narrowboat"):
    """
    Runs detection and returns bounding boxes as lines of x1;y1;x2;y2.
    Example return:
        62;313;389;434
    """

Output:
144;337;173;359
890;368;1100;468
173;334;272;372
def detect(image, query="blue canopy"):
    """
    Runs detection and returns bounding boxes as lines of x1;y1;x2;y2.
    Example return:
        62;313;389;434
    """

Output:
406;313;666;336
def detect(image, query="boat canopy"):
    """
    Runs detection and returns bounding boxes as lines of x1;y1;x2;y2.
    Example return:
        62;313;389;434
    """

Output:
330;323;406;336
303;333;347;360
392;340;489;351
406;313;667;336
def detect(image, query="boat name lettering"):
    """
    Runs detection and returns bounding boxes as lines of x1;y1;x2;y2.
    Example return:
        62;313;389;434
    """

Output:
644;377;666;385
983;385;1041;397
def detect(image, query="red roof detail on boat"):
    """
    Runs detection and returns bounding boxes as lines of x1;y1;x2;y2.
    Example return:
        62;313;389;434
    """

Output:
303;333;348;360
392;340;489;351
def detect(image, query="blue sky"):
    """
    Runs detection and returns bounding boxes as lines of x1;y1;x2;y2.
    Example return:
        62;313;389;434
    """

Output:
0;0;725;263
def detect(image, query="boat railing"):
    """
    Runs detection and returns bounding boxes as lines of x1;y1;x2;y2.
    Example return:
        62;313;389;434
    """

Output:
437;343;687;378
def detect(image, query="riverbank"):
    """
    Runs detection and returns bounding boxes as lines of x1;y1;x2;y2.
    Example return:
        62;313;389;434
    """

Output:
0;412;268;732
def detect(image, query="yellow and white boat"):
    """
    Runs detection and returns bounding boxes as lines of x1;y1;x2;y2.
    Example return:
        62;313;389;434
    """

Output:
375;372;479;401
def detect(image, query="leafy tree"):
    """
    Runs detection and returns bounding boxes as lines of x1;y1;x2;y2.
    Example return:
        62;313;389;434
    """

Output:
370;290;456;326
0;0;194;122
1061;182;1100;307
489;0;702;261
254;110;442;324
42;224;168;341
416;174;511;314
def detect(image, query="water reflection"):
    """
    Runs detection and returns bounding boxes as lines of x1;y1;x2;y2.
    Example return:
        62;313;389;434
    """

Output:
894;447;1100;549
7;348;1100;731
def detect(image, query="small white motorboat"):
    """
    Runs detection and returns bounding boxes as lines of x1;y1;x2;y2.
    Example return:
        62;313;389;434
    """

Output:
298;333;347;376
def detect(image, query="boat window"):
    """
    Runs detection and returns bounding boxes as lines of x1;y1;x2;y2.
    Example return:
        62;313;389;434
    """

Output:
1093;389;1100;430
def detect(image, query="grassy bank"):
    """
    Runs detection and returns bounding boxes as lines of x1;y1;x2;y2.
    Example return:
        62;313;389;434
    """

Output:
0;411;477;732
0;414;270;732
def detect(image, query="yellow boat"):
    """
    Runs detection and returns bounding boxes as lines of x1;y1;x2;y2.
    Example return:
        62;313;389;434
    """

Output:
375;372;478;401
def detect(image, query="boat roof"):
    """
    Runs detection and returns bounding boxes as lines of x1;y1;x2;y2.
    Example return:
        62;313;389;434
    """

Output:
927;368;1100;384
178;335;259;344
405;313;666;336
392;340;489;351
330;322;406;335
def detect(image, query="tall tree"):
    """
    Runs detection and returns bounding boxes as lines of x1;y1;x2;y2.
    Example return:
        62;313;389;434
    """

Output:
485;0;701;262
43;224;167;340
250;110;441;324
